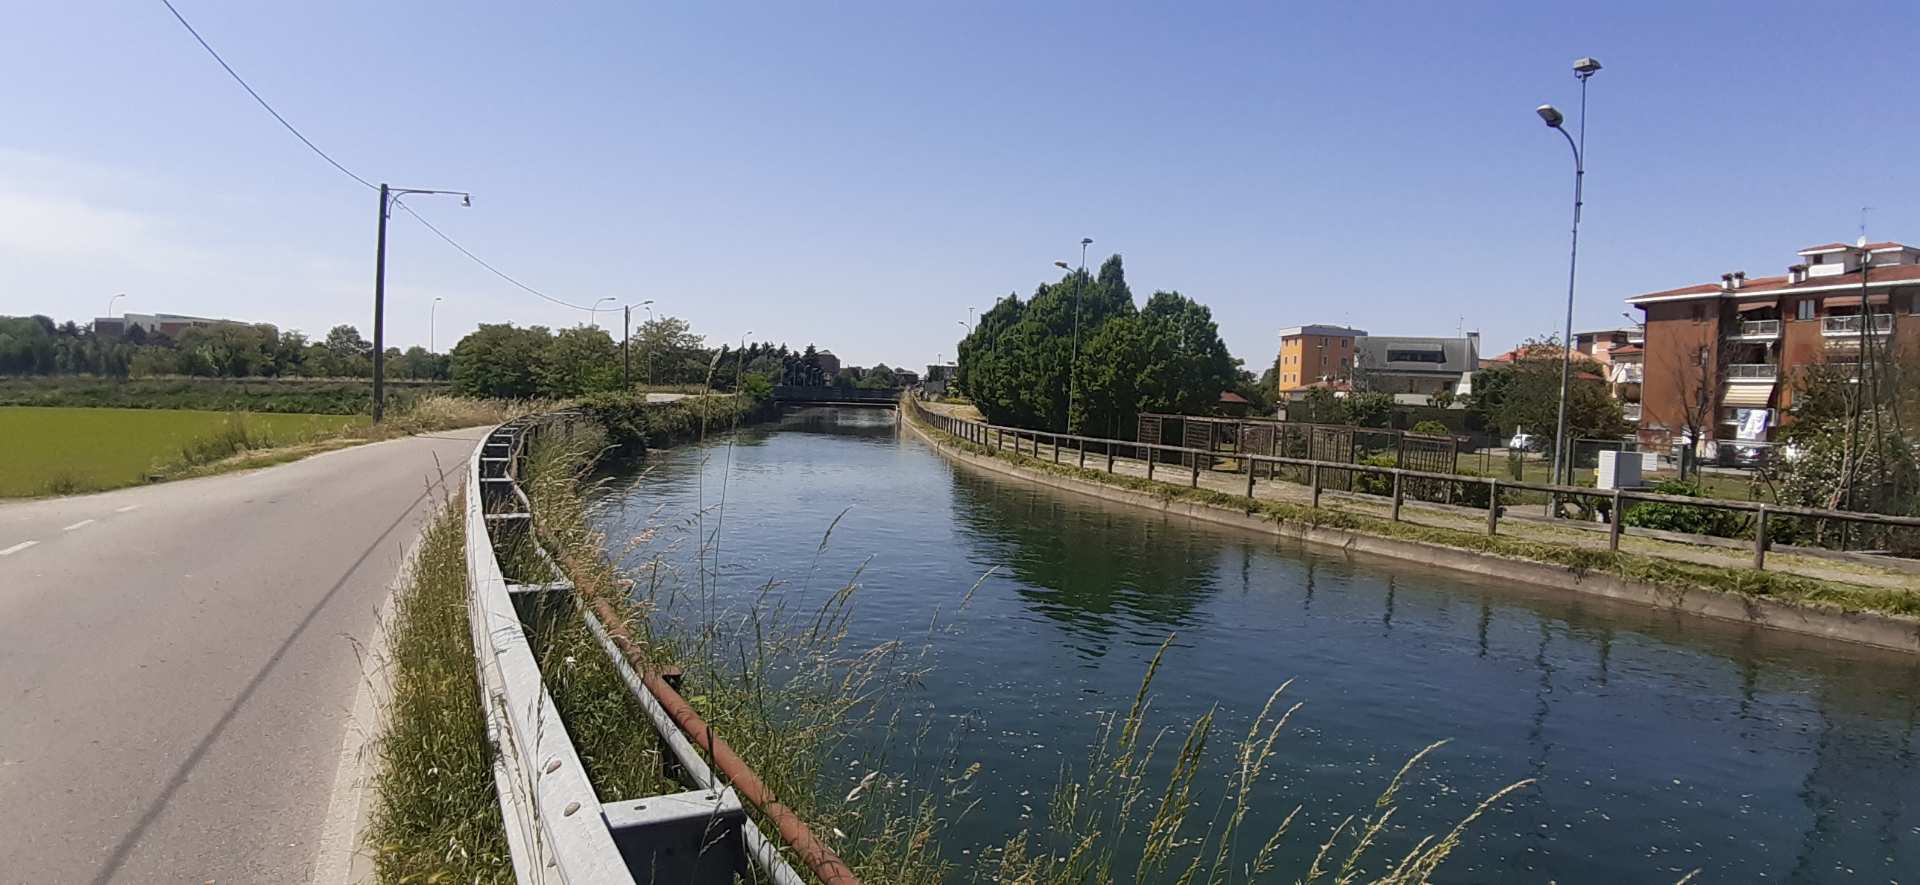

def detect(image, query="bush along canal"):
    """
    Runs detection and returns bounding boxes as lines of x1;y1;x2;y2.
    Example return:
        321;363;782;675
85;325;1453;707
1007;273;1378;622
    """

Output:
577;406;1920;882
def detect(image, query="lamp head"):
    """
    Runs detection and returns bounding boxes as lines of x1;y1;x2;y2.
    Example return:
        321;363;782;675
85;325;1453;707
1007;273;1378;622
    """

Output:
1573;57;1602;77
1080;237;1093;246
1054;260;1071;270
1536;104;1565;128
461;194;472;207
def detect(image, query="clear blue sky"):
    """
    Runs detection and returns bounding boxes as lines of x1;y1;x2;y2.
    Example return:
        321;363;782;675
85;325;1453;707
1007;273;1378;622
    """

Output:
3;1;1916;370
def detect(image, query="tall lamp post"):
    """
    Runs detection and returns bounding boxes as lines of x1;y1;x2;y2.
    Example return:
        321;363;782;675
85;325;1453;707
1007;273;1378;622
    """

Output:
1052;237;1093;432
107;293;126;319
589;297;616;330
1537;57;1601;500
623;299;654;389
373;183;469;422
430;296;444;352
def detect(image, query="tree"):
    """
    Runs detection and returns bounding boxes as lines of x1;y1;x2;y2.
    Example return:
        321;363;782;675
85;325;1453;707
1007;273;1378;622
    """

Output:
450;323;550;398
324;325;372;359
633;316;710;385
536;326;620;395
1468;336;1628;444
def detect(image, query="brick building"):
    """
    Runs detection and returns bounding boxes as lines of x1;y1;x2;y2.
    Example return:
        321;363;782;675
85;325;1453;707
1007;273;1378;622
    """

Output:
1627;239;1920;452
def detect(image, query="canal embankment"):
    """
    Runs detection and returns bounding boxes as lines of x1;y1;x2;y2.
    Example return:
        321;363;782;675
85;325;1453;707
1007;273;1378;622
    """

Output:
905;398;1920;654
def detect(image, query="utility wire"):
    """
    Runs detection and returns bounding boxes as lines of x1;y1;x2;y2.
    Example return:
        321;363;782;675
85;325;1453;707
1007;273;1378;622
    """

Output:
160;0;598;315
393;201;597;311
159;0;376;191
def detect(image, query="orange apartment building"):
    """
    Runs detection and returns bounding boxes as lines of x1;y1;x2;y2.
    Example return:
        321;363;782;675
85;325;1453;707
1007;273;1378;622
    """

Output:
1275;325;1363;391
1627;239;1920;452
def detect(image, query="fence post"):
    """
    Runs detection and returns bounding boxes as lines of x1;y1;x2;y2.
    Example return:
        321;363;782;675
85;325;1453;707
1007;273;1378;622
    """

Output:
1107;442;1115;473
1078;440;1086;469
1391;471;1404;521
1310;463;1321;508
1147;446;1155;480
1190;452;1201;488
1753;505;1769;570
1486;479;1500;535
1053;434;1060;464
1608;489;1623;552
1245;454;1257;499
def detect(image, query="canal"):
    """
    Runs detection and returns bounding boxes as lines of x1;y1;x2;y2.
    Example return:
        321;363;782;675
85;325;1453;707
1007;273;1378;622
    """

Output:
591;407;1920;882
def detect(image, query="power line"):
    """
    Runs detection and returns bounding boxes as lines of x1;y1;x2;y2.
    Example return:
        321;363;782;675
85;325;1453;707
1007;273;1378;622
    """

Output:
160;0;598;316
159;0;376;191
394;201;596;311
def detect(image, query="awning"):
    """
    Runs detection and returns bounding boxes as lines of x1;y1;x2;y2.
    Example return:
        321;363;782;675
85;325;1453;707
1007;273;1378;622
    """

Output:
1737;301;1777;313
1722;384;1774;407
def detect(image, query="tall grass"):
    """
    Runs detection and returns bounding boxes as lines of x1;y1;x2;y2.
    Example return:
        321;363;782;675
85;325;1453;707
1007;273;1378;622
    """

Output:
367;496;514;883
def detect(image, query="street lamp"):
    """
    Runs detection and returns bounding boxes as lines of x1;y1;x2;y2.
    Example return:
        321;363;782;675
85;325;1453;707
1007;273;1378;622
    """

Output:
590;297;617;329
1052;237;1093;432
106;293;126;318
1538;56;1600;501
430;296;444;352
373;184;470;422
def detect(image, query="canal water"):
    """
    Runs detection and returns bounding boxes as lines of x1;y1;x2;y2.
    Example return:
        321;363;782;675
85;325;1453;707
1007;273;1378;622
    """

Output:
591;407;1920;882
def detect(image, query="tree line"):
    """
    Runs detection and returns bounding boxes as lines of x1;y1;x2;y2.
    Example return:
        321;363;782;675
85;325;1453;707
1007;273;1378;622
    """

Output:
0;315;448;381
954;255;1245;437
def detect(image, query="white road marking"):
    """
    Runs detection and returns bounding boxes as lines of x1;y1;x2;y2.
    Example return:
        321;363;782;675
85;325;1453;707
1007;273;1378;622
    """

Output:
1;541;38;556
115;505;140;513
63;519;96;532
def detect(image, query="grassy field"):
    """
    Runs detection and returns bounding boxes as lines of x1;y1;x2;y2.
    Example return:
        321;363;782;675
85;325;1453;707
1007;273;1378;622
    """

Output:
0;406;368;496
0;376;447;414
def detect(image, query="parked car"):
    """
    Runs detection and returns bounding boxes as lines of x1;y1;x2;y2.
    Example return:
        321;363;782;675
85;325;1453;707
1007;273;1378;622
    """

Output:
1507;431;1541;452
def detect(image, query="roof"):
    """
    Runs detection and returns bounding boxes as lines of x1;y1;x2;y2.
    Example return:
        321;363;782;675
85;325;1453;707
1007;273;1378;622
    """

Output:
1218;391;1250;404
1277;324;1366;339
1610;343;1643;356
1799;241;1910;254
1627;264;1920;304
1354;336;1478;376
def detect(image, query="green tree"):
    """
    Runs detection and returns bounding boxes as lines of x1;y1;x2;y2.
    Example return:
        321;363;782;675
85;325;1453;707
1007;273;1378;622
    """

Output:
450;323;550;397
536;326;619;395
1468;337;1627;441
634;316;710;385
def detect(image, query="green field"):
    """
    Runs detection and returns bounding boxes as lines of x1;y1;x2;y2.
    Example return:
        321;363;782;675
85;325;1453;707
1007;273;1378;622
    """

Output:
0;406;369;497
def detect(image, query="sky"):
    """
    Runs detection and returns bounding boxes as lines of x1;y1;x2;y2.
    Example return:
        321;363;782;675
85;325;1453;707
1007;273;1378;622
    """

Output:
4;1;1919;371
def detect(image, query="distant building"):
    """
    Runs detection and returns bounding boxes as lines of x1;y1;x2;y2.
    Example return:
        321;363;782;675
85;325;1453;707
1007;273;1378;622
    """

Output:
1626;238;1920;451
94;312;252;339
1275;325;1365;393
923;362;956;396
1573;328;1638;368
1352;334;1480;400
815;350;841;377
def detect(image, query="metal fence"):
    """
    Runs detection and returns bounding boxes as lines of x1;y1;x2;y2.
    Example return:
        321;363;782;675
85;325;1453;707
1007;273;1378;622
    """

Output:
467;414;847;885
912;399;1920;568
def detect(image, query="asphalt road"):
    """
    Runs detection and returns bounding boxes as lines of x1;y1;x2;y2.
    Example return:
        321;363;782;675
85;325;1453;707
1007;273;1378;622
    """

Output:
0;426;487;885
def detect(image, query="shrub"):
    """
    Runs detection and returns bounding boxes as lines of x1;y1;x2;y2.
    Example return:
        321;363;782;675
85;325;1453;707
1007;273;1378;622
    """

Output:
1621;479;1749;538
1351;453;1400;496
1412;420;1450;436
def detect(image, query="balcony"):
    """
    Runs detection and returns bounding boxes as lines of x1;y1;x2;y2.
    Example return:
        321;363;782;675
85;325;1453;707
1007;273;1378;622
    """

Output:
1610;363;1643;384
1725;363;1778;380
1734;319;1781;339
1823;314;1893;336
1621;402;1642;422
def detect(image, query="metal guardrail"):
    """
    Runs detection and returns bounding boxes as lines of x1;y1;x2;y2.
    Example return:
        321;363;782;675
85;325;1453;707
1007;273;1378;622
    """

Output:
465;414;840;884
906;398;1920;570
1736;319;1781;337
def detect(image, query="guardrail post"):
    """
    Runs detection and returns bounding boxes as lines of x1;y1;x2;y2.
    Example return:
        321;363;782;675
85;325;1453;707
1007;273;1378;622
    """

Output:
1078;439;1086;469
1146;446;1155;480
1245;454;1257;499
1190;453;1200;488
1486;479;1500;535
1106;442;1114;473
1753;505;1769;570
1310;463;1321;508
1608;489;1624;551
1053;434;1061;464
1391;471;1404;521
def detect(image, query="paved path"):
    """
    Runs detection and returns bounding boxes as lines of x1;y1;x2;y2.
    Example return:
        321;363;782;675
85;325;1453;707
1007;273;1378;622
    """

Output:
0;427;487;885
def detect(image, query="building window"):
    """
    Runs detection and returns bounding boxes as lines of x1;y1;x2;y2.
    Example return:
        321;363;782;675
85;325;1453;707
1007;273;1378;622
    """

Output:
1386;349;1446;363
1796;299;1816;321
1811;254;1824;265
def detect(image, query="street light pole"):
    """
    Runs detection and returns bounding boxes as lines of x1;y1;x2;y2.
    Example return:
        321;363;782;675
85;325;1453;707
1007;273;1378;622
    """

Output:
107;293;126;319
590;296;616;330
1539;58;1601;499
430;296;443;352
373;183;469;423
1053;237;1093;433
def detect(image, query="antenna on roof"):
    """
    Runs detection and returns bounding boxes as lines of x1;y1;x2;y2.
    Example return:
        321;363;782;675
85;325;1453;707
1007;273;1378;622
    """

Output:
1859;206;1874;246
